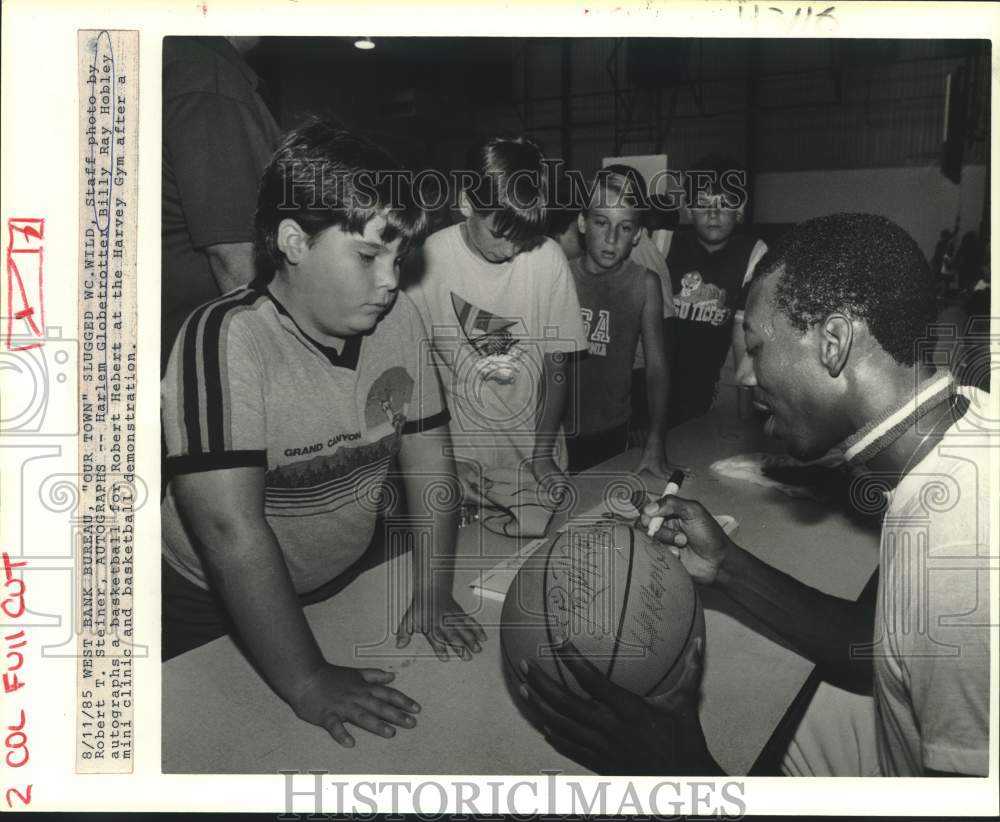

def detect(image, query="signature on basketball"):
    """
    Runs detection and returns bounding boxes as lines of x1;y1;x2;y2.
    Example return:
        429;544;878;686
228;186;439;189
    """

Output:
625;558;668;652
547;528;615;636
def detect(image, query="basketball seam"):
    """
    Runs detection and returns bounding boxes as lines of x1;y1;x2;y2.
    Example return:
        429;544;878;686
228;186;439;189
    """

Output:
642;581;700;698
542;539;572;693
605;526;635;682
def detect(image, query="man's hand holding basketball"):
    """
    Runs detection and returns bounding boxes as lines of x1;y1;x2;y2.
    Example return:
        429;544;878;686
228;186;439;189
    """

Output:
517;640;722;775
640;495;732;585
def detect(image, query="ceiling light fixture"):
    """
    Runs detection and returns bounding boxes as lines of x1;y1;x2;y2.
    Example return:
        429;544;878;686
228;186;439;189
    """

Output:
354;37;375;51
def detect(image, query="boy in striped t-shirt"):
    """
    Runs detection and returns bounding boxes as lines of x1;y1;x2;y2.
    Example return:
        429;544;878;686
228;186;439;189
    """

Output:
161;121;483;747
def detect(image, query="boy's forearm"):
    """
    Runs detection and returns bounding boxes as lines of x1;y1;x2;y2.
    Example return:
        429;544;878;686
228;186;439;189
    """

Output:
644;319;675;451
398;433;462;596
202;524;327;705
401;463;460;597
534;353;570;460
644;347;670;450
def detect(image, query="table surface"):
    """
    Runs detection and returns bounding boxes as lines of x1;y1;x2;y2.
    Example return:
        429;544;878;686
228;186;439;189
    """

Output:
162;387;880;776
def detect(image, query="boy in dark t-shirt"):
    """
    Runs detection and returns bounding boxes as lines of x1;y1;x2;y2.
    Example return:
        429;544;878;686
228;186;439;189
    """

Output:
406;137;587;501
667;154;767;427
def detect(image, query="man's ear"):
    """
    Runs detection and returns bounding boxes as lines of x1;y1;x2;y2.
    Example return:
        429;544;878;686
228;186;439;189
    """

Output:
458;191;474;220
276;218;309;265
819;313;853;378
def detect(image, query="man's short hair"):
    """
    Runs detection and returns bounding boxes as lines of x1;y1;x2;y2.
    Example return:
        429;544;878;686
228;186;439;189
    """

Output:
461;136;547;248
254;119;428;276
755;213;937;366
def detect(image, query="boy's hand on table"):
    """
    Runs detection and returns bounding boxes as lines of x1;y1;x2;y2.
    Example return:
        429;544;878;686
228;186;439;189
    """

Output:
288;663;420;748
640;495;730;585
395;590;486;661
517;639;718;775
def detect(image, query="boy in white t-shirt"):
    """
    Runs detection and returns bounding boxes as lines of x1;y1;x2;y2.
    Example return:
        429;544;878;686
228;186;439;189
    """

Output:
407;137;588;501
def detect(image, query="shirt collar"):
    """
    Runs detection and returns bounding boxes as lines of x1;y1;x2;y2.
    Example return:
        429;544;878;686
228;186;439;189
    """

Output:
837;370;960;465
255;279;363;371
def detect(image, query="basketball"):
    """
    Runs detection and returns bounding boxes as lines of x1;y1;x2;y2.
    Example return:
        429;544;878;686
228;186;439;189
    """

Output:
500;519;705;706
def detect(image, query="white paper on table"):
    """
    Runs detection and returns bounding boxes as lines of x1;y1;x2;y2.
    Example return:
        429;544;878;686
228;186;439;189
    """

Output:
468;538;548;602
710;451;849;500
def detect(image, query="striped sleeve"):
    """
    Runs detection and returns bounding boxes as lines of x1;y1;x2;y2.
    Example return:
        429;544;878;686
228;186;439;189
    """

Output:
161;290;268;475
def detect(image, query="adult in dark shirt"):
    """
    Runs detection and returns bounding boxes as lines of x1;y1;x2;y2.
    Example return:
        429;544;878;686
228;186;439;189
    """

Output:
161;36;282;370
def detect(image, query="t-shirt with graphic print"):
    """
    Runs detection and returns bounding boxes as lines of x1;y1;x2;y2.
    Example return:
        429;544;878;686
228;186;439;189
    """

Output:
406;224;588;486
568;257;649;436
667;230;767;423
160;283;449;594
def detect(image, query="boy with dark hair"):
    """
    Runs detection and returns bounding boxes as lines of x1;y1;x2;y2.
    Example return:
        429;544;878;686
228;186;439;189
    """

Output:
161;121;484;747
406;136;588;504
667;153;767;427
565;170;675;476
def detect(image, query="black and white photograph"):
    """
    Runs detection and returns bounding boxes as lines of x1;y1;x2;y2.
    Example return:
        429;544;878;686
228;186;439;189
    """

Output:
157;31;993;787
3;0;1000;814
